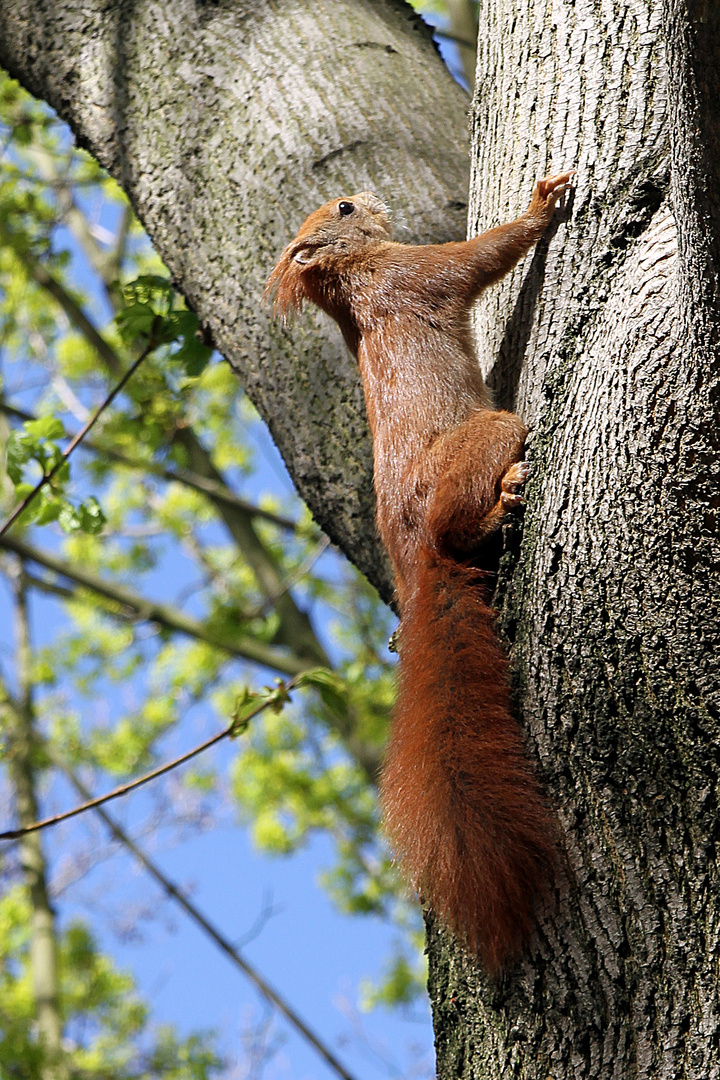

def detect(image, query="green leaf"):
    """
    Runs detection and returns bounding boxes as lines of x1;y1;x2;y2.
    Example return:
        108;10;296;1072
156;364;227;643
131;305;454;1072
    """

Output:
5;416;67;491
42;442;66;476
58;497;106;535
14;120;32;145
174;334;212;377
47;459;70;488
229;686;264;736
150;311;190;346
297;667;349;719
122;274;174;308
229;679;295;737
165;310;198;337
58;503;82;533
32;495;63;525
24;416;65;441
77;496;106;535
5;430;33;484
115;301;157;342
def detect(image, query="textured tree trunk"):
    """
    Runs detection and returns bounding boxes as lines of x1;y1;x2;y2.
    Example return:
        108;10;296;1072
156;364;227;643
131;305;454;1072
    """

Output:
428;1;720;1077
2;1;719;1077
0;0;471;603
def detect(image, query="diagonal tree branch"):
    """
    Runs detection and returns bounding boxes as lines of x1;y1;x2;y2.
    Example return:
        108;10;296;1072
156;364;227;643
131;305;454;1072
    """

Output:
0;654;359;1080
0;338;154;538
26;141;125;287
0;0;471;601
0;533;309;677
61;763;362;1080
0;676;304;841
7;546;384;784
171;427;328;665
0;399;302;532
16;250;331;664
20;248;123;374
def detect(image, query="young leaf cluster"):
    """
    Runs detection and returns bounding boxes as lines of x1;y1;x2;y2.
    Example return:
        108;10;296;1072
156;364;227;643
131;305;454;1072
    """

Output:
0;887;222;1079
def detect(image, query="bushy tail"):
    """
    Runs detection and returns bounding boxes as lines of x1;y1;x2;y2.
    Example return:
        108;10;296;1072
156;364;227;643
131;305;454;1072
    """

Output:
380;551;556;974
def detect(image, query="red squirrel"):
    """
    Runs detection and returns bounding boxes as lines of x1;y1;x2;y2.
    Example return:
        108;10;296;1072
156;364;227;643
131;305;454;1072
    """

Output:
265;171;573;973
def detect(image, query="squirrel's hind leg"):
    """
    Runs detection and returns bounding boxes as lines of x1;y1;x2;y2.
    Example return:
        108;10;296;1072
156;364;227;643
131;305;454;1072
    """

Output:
423;412;528;555
465;459;529;540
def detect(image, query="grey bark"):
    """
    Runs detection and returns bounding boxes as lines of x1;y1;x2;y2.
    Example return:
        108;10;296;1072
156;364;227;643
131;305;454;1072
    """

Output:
2;1;718;1078
0;0;471;603
428;1;720;1078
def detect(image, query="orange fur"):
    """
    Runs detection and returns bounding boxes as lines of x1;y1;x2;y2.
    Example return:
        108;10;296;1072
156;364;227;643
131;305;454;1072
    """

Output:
266;173;572;971
381;552;556;973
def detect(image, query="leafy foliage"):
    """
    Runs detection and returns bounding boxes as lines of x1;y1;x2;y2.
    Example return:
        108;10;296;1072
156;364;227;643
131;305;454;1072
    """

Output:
0;66;427;1077
0;888;223;1079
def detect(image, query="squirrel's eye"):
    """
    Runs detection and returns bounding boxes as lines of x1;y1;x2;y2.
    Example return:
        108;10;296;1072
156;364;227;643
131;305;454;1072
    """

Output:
338;201;355;216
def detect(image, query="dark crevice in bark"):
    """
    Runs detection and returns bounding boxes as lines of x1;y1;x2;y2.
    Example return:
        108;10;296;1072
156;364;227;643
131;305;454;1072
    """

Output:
487;169;671;414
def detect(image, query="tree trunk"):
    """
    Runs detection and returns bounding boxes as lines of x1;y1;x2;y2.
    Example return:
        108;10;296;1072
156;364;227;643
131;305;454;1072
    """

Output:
0;0;471;603
2;1;719;1077
427;2;720;1077
5;562;66;1080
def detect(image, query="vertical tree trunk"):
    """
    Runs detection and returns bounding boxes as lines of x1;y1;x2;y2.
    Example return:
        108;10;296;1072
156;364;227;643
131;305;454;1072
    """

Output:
1;1;718;1074
6;562;66;1080
430;2;720;1077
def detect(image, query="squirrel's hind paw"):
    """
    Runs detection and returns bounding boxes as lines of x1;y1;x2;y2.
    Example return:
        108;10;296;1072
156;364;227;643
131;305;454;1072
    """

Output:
500;460;529;509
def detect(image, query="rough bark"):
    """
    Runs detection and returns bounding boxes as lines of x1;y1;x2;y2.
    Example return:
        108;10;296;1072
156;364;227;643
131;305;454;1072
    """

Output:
0;0;471;603
428;1;720;1078
3;1;719;1077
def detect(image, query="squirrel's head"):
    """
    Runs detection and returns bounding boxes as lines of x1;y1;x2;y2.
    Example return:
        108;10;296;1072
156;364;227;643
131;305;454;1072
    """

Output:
264;192;392;317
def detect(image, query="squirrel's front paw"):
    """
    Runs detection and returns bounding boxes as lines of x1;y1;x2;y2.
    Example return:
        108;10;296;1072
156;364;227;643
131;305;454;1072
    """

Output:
535;170;575;208
500;461;529;510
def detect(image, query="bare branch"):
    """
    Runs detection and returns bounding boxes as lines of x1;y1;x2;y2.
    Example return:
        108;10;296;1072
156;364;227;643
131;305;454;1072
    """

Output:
0;676;302;841
0;533;309;676
0;399;302;533
60;762;362;1080
250;535;331;620
20;250;122;373
10;253;331;664
0;339;154;538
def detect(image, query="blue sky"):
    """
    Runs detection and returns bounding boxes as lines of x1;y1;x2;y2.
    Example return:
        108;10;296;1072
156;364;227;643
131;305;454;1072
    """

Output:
0;207;432;1080
0;414;433;1079
0;8;474;1073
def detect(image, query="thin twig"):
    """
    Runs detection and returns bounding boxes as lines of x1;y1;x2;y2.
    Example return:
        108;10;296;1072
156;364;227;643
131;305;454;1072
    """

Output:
0;676;301;841
0;533;308;676
252;535;331;619
21;253;123;373
61;764;361;1080
0;337;156;539
0;400;300;532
